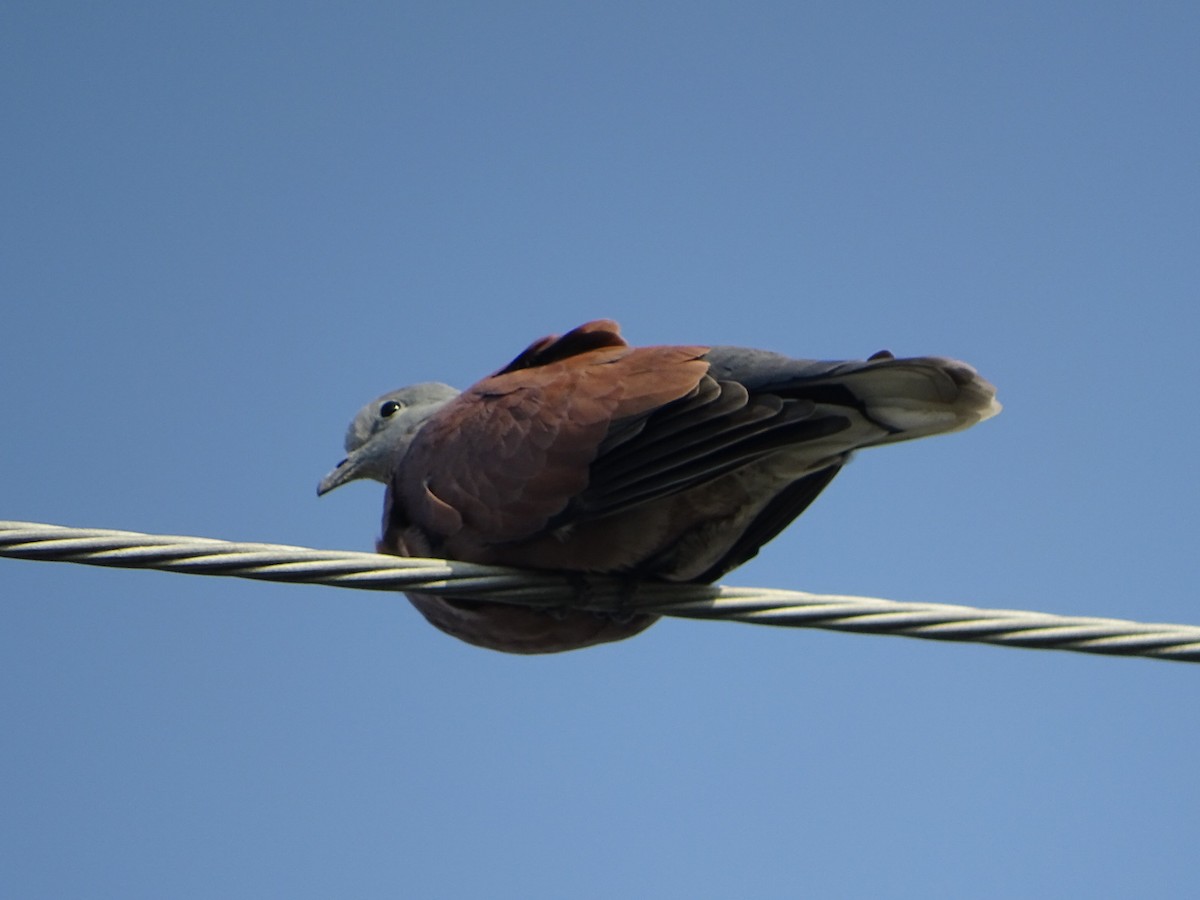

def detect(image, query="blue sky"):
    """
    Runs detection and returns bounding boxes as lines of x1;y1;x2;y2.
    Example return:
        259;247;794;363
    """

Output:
3;3;1198;897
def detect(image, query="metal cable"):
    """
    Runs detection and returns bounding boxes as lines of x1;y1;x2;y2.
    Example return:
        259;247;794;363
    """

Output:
3;520;1197;663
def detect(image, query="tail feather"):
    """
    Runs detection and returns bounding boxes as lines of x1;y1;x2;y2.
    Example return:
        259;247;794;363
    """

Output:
824;357;1001;444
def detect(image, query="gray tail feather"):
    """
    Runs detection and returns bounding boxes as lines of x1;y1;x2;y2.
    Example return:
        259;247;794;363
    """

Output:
819;356;1001;445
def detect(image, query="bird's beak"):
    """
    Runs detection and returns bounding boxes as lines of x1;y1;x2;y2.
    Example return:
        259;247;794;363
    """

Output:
317;457;358;496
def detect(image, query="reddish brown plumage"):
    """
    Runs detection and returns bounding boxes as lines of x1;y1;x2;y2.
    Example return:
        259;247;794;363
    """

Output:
378;321;708;652
394;321;710;553
353;318;999;653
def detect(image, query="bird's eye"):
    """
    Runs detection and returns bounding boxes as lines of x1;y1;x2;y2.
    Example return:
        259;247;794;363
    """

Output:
379;400;403;418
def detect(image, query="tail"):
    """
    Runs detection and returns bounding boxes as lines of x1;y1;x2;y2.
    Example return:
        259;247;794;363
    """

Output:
703;345;1000;447
818;354;1001;446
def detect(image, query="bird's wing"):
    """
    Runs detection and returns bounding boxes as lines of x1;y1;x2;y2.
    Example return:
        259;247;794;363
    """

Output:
395;320;713;545
395;324;996;559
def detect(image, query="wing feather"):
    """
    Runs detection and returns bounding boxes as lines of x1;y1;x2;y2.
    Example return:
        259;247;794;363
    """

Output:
396;321;710;547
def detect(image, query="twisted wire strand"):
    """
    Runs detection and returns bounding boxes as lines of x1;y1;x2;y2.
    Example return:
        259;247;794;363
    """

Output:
3;520;1198;663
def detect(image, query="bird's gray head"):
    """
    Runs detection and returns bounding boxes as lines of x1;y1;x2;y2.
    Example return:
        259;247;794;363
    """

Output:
317;382;460;496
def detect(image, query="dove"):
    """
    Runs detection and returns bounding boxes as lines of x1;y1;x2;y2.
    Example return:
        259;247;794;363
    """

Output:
319;320;999;653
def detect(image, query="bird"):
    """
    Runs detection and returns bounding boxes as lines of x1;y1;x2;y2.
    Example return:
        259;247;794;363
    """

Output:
318;319;999;654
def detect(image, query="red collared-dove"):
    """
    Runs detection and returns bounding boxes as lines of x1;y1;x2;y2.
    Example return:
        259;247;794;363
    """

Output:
319;320;999;654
